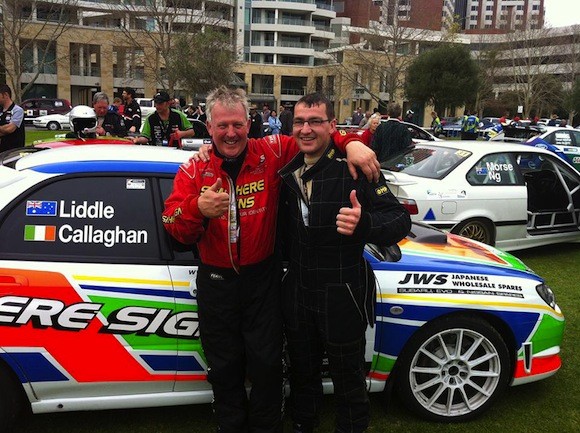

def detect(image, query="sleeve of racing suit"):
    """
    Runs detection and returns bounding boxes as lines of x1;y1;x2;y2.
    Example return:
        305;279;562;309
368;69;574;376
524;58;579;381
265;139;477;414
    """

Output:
162;161;207;245
353;171;411;246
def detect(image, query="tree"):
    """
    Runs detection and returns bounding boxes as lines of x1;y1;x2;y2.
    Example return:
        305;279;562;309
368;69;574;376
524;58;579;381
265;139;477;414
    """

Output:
168;30;234;100
118;0;235;96
501;27;558;119
1;0;78;102
330;14;432;106
405;44;480;113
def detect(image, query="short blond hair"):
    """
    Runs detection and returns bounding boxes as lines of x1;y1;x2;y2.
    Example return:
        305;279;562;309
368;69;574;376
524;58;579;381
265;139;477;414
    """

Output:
205;86;249;122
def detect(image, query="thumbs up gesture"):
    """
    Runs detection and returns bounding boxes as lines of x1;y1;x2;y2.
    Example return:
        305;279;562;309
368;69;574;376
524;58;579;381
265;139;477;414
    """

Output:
198;178;230;218
336;190;362;236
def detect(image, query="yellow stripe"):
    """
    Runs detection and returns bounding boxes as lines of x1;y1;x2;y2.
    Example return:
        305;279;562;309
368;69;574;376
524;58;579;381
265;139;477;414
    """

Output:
72;274;189;287
380;294;564;318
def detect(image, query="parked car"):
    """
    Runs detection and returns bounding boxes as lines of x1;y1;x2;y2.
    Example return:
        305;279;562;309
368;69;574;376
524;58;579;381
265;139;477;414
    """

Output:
339;121;442;144
381;141;580;251
134;98;156;117
21;98;72;123
491;126;580;172
0;145;565;428
441;118;464;137
31;112;71;131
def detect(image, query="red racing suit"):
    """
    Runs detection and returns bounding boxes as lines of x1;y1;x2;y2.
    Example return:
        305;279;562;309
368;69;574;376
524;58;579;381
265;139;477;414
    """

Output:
162;131;359;271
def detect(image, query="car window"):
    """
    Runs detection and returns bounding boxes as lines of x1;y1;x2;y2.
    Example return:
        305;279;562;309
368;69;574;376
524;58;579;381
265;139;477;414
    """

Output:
0;176;162;262
382;145;471;179
406;125;431;141
159;177;199;262
545;130;574;146
38;100;55;110
467;153;521;186
139;100;153;108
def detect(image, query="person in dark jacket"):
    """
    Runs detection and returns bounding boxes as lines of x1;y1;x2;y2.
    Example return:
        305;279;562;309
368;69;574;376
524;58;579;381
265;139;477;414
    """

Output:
279;104;294;135
122;87;141;134
93;92;127;137
248;104;264;138
0;83;25;150
372;102;413;164
279;93;411;433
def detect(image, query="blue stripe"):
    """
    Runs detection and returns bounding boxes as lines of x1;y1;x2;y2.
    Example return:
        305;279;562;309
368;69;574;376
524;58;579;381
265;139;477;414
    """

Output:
79;284;193;299
374;303;540;356
0;352;68;383
31;161;180;174
141;354;204;372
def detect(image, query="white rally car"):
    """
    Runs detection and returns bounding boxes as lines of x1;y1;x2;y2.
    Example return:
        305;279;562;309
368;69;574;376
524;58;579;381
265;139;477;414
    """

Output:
0;145;564;429
381;141;580;251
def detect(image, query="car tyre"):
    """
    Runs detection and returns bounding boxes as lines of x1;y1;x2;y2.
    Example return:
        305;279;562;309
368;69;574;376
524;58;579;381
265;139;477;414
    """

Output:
453;219;494;245
47;121;60;131
0;364;30;433
395;316;510;422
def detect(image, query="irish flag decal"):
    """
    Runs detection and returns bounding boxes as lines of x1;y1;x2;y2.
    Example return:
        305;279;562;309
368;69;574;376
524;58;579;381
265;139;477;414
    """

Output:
24;225;57;242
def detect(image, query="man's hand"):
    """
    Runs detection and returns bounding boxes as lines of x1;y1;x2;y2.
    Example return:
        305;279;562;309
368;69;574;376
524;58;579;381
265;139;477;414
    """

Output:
193;144;212;162
198;178;229;218
345;140;380;182
336;190;361;236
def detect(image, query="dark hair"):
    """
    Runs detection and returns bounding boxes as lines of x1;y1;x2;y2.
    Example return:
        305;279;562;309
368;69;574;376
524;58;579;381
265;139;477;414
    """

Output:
0;84;12;98
123;87;136;98
296;93;335;120
386;102;402;118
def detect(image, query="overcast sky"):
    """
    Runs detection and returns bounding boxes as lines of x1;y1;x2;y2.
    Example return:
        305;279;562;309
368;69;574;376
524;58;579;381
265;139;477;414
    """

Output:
543;0;580;27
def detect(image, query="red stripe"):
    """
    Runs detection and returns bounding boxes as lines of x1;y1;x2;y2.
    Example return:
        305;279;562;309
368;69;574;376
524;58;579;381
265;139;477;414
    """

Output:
368;371;389;381
514;354;561;378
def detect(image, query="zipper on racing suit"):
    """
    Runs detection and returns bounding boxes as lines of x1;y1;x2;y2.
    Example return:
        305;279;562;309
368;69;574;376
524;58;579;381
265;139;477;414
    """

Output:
225;176;240;274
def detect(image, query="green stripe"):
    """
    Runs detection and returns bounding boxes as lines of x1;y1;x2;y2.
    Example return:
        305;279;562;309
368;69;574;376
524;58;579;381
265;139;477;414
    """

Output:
24;225;36;240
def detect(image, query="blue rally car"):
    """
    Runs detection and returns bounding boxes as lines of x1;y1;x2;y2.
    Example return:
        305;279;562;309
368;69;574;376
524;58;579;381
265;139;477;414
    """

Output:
0;145;565;429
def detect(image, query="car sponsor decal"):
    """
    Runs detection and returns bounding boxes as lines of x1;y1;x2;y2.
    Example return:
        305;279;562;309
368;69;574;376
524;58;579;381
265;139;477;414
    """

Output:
0;268;206;384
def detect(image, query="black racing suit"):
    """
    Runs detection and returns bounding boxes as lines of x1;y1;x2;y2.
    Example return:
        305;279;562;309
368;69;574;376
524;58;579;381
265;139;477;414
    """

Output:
123;99;141;132
100;111;127;137
279;143;411;433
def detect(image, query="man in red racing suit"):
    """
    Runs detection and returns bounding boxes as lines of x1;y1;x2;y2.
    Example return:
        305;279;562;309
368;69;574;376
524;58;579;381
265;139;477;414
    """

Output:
162;86;379;433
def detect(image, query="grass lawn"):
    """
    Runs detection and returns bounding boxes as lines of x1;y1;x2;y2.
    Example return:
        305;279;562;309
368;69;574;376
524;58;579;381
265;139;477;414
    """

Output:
21;243;580;433
25;128;66;146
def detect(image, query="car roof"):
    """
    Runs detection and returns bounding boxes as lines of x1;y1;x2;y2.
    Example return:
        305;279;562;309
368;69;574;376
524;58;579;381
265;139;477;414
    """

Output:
13;145;195;172
416;140;558;157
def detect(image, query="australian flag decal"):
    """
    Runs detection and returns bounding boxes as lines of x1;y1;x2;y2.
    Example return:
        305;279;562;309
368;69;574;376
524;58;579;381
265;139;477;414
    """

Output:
26;200;57;216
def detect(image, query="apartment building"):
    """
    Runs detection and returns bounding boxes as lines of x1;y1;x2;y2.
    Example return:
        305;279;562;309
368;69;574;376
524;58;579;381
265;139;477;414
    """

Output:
4;0;236;105
238;0;336;108
335;0;545;35
457;0;545;33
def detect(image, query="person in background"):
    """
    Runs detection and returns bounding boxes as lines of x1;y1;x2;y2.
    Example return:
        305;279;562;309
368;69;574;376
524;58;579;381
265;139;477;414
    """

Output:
122;87;141;134
279;92;411;433
93;92;127;137
360;112;381;146
372;102;413;163
460;110;479;140
170;98;182;111
262;103;271;122
351;106;364;126
109;97;123;114
279;104;294;136
248;104;264;138
132;91;194;146
0;83;25;150
404;109;414;124
268;109;282;135
359;110;372;127
430;111;443;136
162;86;379;433
547;113;559;126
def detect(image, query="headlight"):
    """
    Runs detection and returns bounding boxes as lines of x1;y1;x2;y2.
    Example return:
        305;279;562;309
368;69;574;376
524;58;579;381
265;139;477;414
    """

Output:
536;283;556;309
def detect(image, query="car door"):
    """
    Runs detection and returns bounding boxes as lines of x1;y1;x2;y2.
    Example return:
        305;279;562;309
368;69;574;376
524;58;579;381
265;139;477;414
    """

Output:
157;177;209;393
0;174;177;402
465;152;528;242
